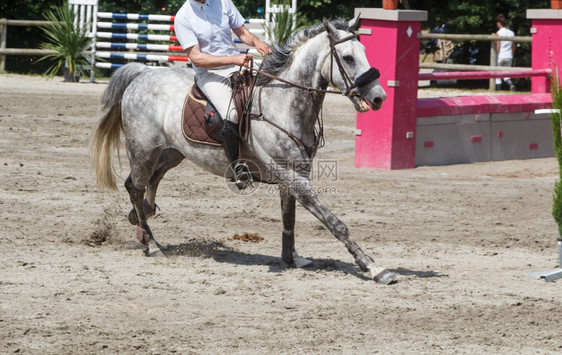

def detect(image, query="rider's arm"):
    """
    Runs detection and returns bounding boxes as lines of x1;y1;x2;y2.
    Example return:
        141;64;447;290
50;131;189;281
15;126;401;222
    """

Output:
186;44;250;68
233;25;272;56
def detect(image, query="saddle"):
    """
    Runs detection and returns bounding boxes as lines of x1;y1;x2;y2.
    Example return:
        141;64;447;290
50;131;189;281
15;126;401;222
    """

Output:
182;70;255;147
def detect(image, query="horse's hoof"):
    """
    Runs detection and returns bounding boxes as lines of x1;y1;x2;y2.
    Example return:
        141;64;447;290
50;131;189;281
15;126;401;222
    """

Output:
234;162;253;190
144;246;165;257
144;239;166;257
373;269;396;285
292;251;313;268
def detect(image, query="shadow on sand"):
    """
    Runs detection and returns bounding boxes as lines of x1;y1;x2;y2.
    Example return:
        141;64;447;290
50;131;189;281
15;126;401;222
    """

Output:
160;238;446;282
390;267;447;279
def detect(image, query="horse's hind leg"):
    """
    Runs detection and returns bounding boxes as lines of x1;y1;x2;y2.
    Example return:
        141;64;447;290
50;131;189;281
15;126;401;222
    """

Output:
128;148;185;225
125;176;152;243
125;146;164;256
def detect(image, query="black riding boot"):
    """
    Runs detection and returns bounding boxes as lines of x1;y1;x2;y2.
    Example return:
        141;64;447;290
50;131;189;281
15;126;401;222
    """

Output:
222;120;251;189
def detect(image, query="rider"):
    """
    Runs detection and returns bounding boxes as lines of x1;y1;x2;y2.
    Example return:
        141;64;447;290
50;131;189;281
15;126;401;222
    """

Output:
174;0;272;186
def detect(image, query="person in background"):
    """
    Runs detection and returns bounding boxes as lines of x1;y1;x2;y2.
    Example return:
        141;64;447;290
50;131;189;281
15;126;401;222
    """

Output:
495;14;516;91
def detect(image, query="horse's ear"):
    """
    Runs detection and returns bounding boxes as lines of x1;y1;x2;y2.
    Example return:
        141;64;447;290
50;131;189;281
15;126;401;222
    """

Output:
322;18;330;31
322;18;337;39
349;14;361;31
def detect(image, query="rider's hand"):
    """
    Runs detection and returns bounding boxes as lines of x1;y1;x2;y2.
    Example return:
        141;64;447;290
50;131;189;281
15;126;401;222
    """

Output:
232;53;251;67
255;40;272;56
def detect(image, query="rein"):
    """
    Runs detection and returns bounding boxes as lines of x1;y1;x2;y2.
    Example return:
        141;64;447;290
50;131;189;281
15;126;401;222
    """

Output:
247;33;361;98
246;57;331;159
249;66;341;96
240;58;322;158
243;27;379;158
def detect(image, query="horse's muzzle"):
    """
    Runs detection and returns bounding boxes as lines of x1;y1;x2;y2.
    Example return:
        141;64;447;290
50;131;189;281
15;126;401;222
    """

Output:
370;96;384;111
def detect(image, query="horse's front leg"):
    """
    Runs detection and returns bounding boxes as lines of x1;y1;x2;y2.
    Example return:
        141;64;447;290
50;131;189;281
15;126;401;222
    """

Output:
288;175;395;284
280;187;312;268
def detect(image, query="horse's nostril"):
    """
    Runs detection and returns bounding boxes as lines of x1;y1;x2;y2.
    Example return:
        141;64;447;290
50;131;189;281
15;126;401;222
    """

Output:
373;97;382;106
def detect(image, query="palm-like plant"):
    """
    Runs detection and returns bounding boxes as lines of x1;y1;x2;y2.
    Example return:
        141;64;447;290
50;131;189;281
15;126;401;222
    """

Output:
265;0;297;45
38;3;91;82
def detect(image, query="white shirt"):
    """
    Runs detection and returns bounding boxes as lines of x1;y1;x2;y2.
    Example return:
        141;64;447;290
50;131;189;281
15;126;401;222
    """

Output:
497;27;514;60
174;0;245;73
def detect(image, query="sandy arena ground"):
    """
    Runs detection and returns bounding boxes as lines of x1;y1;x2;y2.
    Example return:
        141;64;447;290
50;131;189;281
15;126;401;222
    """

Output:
1;73;561;354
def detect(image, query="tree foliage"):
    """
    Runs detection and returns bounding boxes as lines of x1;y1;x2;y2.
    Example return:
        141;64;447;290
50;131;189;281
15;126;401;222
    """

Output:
0;0;65;73
0;0;62;21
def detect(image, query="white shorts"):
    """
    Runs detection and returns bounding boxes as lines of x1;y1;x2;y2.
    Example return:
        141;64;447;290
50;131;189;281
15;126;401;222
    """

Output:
496;58;513;84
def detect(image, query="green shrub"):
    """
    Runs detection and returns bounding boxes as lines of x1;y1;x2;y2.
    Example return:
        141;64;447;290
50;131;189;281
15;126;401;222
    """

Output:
551;68;562;236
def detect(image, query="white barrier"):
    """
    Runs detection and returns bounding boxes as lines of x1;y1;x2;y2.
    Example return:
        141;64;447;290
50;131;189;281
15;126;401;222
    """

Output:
93;12;265;73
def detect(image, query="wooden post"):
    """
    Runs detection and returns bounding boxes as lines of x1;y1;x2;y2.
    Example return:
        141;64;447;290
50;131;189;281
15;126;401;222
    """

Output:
0;20;7;72
489;39;497;91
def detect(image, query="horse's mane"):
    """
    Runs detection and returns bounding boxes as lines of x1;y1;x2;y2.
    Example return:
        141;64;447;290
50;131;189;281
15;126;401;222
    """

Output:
255;18;353;86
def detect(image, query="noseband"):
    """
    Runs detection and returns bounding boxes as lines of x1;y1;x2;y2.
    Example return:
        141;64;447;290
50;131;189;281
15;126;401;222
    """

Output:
325;28;381;98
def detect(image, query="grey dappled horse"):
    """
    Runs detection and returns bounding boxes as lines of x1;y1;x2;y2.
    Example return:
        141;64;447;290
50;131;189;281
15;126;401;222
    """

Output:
92;18;395;283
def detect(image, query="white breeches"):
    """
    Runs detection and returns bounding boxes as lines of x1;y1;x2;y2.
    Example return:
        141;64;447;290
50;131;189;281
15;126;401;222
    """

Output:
196;65;239;124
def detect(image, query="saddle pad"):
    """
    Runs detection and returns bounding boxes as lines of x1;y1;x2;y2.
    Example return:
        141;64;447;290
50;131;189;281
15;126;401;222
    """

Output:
182;89;222;147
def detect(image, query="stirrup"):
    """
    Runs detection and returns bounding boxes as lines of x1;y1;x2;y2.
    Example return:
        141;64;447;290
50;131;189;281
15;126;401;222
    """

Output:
234;162;252;190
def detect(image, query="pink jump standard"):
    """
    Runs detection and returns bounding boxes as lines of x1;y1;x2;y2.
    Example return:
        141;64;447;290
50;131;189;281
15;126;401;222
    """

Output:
354;9;427;169
527;9;562;93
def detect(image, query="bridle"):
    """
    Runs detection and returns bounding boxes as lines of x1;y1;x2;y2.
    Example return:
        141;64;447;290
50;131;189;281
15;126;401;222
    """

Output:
326;31;381;98
328;32;362;96
249;24;380;98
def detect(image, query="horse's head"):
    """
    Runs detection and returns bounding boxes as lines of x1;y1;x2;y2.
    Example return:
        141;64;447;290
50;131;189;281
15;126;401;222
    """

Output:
321;18;386;112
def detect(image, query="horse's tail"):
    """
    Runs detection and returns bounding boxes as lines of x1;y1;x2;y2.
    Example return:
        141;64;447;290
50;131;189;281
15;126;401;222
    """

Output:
91;63;147;190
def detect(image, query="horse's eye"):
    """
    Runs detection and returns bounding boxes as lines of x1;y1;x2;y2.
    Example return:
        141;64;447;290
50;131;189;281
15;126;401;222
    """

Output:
343;55;354;64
